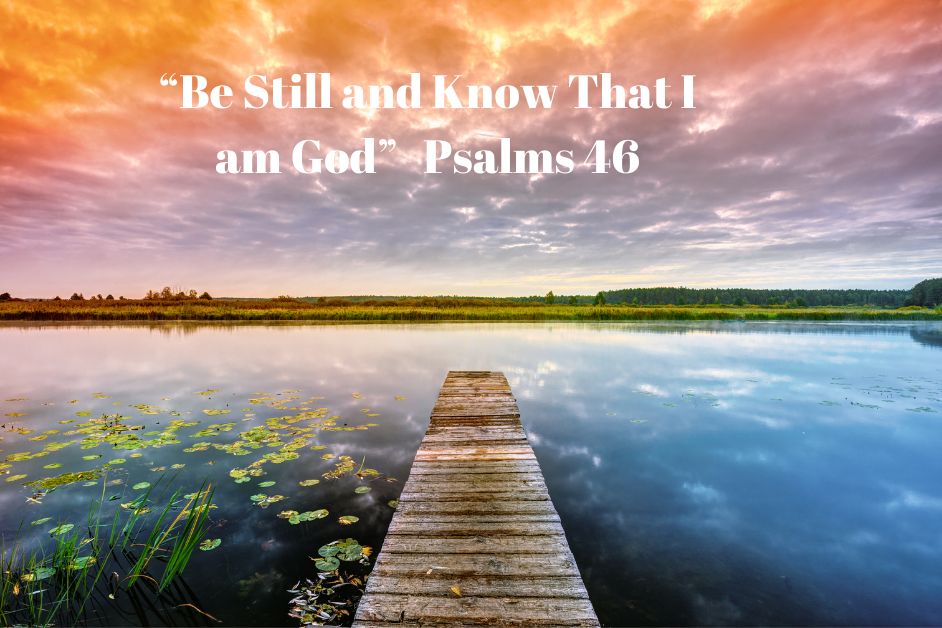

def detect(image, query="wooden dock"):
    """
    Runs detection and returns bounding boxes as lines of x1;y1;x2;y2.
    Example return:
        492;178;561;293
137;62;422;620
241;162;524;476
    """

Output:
353;371;600;627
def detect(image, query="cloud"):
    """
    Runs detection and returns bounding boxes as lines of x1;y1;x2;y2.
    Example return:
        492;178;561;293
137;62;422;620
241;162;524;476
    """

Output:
1;0;940;296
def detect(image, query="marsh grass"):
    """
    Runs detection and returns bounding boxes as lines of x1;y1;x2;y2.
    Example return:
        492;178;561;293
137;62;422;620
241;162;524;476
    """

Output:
0;475;215;627
1;300;940;322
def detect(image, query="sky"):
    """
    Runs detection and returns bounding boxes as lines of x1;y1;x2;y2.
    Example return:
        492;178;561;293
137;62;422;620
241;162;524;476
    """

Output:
1;0;940;298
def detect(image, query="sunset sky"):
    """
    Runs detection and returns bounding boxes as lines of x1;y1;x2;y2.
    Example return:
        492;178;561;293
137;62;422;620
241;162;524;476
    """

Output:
1;0;940;297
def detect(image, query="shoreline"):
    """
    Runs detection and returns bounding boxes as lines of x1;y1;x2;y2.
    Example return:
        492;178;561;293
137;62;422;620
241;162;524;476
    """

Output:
1;301;939;322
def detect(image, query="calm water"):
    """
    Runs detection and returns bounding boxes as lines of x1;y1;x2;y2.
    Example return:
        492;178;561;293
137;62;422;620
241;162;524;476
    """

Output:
1;321;941;626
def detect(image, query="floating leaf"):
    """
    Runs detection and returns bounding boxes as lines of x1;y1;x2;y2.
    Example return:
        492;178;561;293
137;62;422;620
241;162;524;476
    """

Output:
82;454;101;460
70;556;96;570
6;474;27;482
314;556;340;571
354;486;371;494
132;482;150;490
630;420;648;423
109;458;127;464
907;407;937;413
250;493;268;502
22;566;56;582
338;516;358;525
258;480;276;487
76;411;91;416
234;476;250;483
32;517;52;525
43;463;63;469
819;401;841;406
299;479;320;486
311;445;327;450
321;454;335;460
49;524;74;536
199;539;221;551
388;500;398;508
277;510;299;519
451;586;461;597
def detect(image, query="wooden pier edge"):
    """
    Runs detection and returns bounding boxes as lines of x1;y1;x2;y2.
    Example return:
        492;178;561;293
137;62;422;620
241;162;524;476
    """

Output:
353;371;600;627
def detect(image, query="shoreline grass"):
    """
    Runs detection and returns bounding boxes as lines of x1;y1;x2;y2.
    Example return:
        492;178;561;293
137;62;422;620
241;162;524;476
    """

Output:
1;300;940;322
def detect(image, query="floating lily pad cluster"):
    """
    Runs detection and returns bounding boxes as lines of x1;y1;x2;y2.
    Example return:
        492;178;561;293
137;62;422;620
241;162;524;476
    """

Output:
278;509;329;524
314;538;370;571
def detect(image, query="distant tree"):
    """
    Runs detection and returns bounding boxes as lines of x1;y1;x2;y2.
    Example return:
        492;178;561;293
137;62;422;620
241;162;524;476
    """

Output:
119;296;127;300
568;296;578;305
53;296;61;300
160;286;173;300
106;294;114;300
714;296;720;305
676;297;687;305
545;291;555;305
0;292;10;301
317;297;327;303
631;297;639;306
70;293;84;300
734;297;745;306
199;292;212;300
96;293;103;300
794;296;807;307
593;291;606;306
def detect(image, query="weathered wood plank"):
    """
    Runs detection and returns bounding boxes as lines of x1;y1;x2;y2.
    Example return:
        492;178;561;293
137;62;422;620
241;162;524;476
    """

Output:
379;535;570;555
398;491;550;502
401;480;548;492
387;520;564;536
364;575;590;599
369;553;580;577
356;594;599;626
353;371;597;628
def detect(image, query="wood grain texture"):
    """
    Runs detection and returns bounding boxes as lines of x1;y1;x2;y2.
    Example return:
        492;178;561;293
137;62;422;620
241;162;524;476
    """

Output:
353;371;599;627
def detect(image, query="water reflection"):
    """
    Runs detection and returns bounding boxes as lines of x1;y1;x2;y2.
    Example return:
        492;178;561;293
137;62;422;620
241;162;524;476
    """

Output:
1;321;940;626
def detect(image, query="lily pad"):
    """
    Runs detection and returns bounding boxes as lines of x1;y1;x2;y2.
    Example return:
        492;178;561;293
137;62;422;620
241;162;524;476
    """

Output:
70;556;96;570
354;486;371;494
6;474;27;482
82;454;101;460
132;482;150;490
23;566;56;582
49;524;74;536
43;463;63;469
234;476;250;483
338;515;358;525
388;500;398;508
199;538;221;551
299;479;320;486
171;464;185;469
258;481;276;487
314;556;340;571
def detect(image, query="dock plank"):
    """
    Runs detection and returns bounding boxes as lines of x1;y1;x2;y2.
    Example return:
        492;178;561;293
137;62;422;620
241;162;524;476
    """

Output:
353;371;598;627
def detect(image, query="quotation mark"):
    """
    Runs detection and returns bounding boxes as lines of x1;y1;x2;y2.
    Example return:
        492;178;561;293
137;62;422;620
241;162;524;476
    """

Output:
160;73;178;86
379;139;396;152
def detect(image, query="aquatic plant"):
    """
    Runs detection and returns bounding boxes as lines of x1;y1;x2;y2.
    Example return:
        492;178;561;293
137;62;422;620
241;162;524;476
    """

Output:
0;476;216;626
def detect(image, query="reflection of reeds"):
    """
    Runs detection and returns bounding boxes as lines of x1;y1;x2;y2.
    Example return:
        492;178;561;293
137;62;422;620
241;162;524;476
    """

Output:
0;475;215;627
2;300;940;322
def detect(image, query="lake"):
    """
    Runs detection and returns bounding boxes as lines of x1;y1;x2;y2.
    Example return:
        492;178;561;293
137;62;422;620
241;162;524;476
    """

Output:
1;321;941;626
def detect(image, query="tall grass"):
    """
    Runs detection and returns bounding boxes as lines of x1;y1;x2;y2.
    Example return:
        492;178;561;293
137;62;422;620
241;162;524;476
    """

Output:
0;476;215;627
